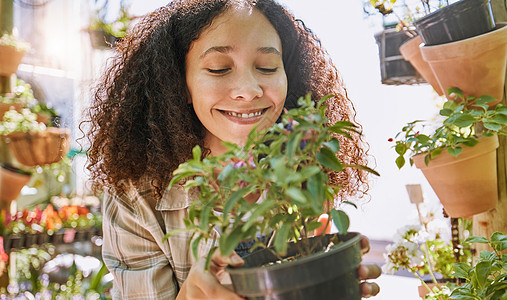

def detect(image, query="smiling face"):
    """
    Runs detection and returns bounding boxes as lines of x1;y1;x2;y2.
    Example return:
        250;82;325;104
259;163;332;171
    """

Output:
185;7;287;156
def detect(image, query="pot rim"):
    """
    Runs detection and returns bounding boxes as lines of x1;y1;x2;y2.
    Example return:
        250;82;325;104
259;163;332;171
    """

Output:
227;232;362;274
412;135;499;170
419;25;507;61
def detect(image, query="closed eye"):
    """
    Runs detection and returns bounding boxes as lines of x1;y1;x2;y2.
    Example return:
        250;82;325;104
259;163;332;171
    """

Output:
207;68;230;74
258;67;278;73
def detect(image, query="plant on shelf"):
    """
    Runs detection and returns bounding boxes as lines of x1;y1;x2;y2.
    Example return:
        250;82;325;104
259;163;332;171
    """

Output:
392;87;507;169
165;94;378;299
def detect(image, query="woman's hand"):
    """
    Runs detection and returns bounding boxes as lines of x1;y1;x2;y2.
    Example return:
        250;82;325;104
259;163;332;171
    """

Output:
359;236;381;298
177;251;245;300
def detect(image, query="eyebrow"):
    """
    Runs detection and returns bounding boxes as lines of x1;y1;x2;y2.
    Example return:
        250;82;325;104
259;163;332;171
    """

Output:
200;46;281;59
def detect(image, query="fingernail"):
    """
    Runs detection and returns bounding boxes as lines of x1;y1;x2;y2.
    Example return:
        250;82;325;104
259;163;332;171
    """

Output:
232;255;243;264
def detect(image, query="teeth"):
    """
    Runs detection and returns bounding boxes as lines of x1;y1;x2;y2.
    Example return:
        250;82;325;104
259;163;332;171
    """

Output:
226;110;263;118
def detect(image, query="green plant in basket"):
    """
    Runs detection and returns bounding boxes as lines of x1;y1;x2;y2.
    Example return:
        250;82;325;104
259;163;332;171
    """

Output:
392;87;507;169
164;94;378;269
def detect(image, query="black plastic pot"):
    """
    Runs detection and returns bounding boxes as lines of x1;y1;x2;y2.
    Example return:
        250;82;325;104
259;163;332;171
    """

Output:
227;232;362;300
413;0;495;46
374;28;425;85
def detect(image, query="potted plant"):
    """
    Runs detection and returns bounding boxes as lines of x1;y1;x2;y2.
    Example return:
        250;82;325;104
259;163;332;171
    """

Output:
391;87;507;218
0;108;70;167
448;231;507;299
165;94;378;299
0;33;29;76
88;6;131;50
0;79;34;121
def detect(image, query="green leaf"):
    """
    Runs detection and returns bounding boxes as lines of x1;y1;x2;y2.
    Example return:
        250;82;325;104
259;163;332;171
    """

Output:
204;246;217;271
223;186;254;216
492;114;507;125
316;147;343;171
323;138;340;153
285;187;307;205
307;172;325;205
330;209;349;234
447;146;463;157
395;143;407;155
219;226;244;256
465;236;490;244
453;115;476;128
440;108;454;116
241;200;275;232
395;155;405;169
345;164;380;176
274;223;291;255
495;105;507;115
286;131;303;159
192;145;202;161
474;261;491;290
478;94;498;105
218;163;234;181
191;235;203;261
491;232;507;251
447;87;464;99
452;262;472;279
484;122;503;131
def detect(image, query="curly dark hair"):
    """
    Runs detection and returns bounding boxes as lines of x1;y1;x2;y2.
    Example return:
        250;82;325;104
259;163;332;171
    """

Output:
84;0;370;201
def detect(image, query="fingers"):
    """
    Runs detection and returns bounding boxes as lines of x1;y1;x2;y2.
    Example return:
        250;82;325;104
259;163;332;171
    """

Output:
212;250;245;268
361;281;380;298
181;257;245;300
360;235;370;255
358;264;382;280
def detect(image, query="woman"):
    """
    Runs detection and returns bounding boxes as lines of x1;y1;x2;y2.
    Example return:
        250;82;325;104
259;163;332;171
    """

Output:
85;0;381;299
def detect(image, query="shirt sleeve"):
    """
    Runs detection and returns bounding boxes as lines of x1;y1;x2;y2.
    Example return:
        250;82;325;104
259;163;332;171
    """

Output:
102;189;178;300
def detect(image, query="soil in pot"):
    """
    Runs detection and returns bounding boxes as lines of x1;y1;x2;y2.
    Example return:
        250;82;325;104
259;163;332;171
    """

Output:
227;232;362;300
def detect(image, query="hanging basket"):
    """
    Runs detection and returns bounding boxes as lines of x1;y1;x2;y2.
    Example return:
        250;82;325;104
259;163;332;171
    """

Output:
413;136;499;218
374;28;426;86
0;102;23;121
0;45;27;76
0;163;31;207
6;128;70;167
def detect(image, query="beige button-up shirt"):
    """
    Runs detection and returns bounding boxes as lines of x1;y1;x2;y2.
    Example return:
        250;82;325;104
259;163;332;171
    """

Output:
102;180;216;299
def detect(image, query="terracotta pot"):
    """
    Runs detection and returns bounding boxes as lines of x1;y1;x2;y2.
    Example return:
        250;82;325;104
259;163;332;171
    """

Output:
413;136;499;218
0;164;31;207
420;25;507;105
6;127;70;167
0;45;26;76
0;102;23;121
399;36;443;96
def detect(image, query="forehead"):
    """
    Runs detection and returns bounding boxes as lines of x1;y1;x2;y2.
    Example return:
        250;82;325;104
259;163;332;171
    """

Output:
190;7;282;52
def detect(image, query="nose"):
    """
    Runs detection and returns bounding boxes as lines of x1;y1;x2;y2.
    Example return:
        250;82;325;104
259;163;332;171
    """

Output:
230;69;263;101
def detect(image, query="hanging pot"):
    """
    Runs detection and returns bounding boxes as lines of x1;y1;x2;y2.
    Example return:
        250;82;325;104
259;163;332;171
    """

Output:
228;232;362;300
0;102;23;121
6;127;70;167
413;136;499;218
0;163;31;208
0;45;27;76
413;0;495;46
420;25;507;104
374;28;426;85
399;35;443;95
